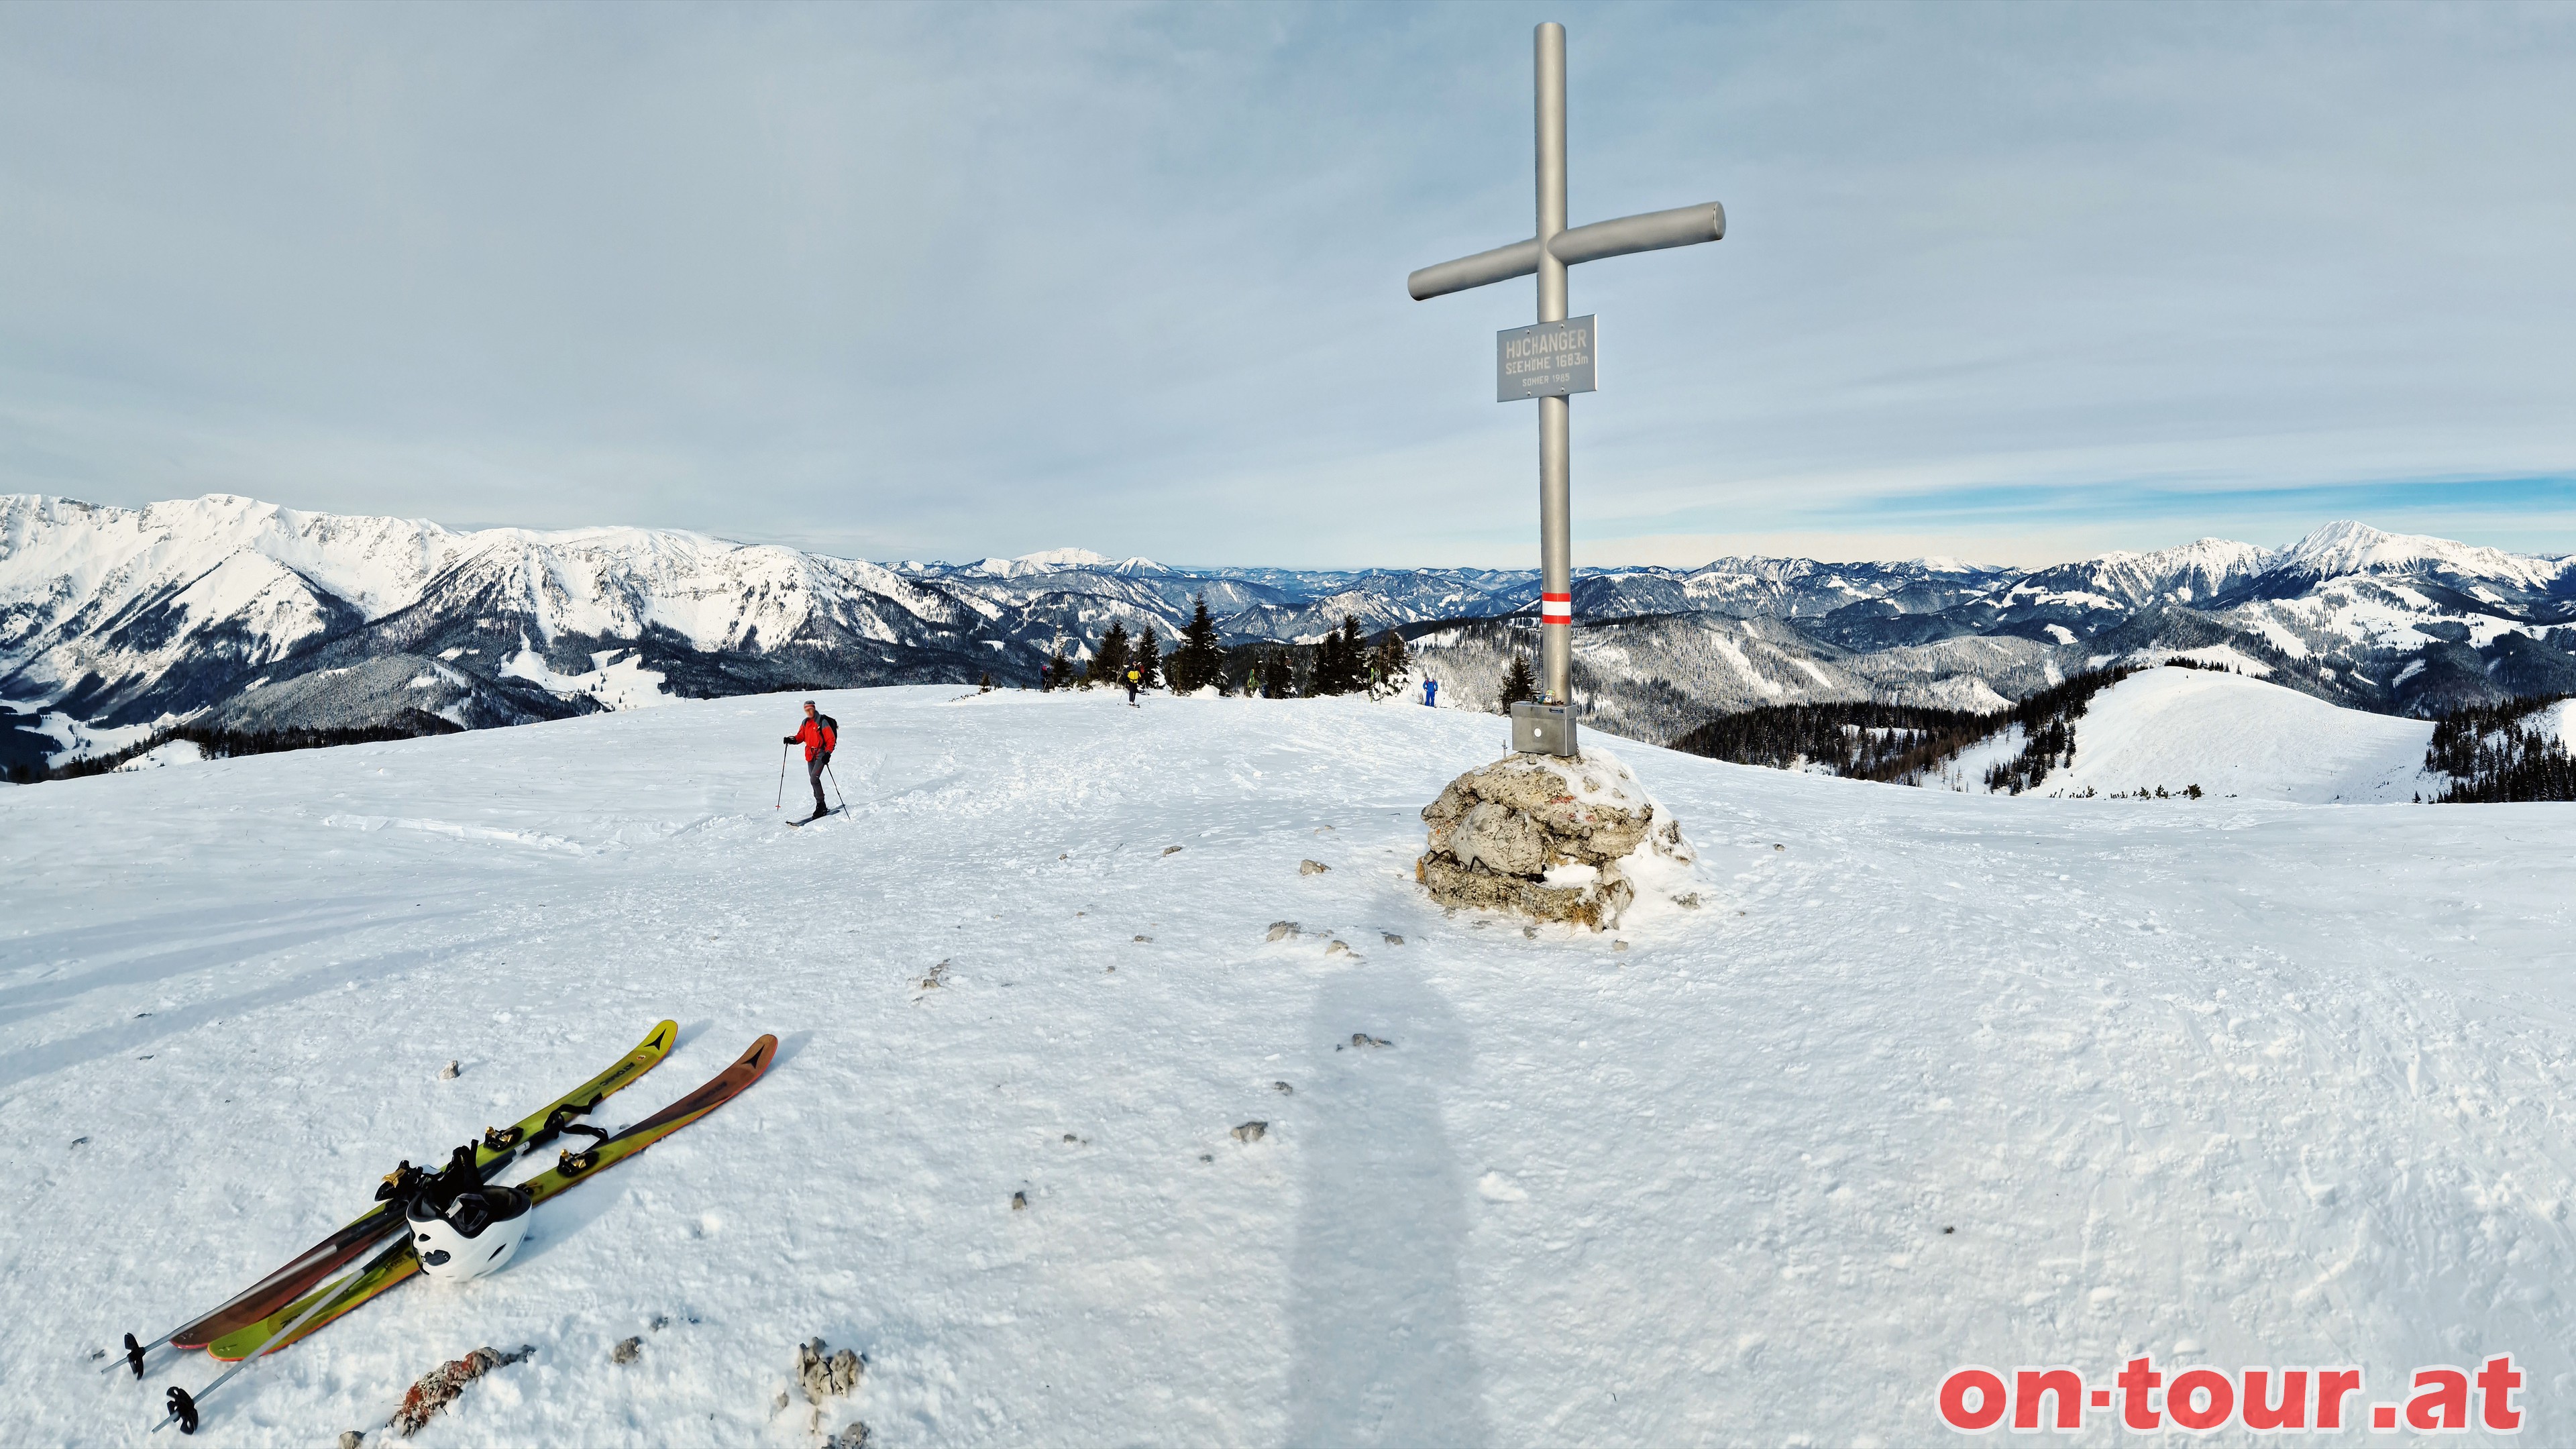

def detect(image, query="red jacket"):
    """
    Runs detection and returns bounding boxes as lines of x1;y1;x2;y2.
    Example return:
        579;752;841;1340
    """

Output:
792;717;835;761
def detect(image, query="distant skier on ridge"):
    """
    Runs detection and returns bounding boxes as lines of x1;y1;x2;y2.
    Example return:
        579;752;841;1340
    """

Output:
784;700;837;821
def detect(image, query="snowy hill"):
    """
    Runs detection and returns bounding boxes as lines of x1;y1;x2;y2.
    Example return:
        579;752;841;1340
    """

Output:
4;690;2571;1444
2026;666;2439;803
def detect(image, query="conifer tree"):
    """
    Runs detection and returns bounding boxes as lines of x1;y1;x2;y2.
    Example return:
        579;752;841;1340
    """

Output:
1169;594;1224;693
1042;645;1072;691
1309;614;1366;696
1309;629;1347;696
1084;621;1131;686
1499;653;1537;709
1373;629;1409;688
1134;626;1163;688
1263;646;1293;698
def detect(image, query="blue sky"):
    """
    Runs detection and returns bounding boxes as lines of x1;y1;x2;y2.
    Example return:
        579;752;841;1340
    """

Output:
3;1;2572;567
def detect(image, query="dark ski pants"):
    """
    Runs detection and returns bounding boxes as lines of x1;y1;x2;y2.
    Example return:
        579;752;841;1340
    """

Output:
807;751;830;814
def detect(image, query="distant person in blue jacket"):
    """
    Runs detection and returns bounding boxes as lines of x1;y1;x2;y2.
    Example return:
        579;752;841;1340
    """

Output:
1423;679;1439;707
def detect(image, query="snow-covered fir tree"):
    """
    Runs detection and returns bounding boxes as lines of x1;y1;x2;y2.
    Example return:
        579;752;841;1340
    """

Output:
1167;595;1225;694
1083;621;1132;686
1134;627;1163;689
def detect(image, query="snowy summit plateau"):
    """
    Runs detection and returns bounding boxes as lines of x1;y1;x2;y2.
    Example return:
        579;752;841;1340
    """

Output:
7;680;2573;1443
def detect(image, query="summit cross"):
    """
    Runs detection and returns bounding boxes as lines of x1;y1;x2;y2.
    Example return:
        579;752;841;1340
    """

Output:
1408;21;1726;731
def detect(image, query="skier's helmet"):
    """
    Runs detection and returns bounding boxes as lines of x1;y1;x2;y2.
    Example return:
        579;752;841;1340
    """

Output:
408;1183;533;1283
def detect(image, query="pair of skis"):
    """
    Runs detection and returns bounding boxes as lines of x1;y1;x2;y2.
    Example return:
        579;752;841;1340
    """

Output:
115;1021;776;1434
115;1019;680;1379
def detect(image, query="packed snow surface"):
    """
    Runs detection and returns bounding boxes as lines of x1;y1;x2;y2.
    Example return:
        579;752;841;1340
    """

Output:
2041;667;2439;803
5;688;2573;1445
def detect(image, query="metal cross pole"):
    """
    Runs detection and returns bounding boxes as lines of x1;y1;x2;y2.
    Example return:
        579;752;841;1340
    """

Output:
1408;21;1725;750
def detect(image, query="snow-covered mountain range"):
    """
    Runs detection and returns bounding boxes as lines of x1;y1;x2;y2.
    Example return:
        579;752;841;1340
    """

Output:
6;493;2575;767
1427;520;2576;741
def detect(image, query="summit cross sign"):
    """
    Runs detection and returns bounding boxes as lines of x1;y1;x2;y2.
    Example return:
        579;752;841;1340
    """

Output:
1408;21;1725;744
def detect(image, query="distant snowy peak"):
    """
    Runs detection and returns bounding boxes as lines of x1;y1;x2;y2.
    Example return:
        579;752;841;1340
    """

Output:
1013;547;1114;568
951;547;1179;579
2269;519;2574;590
2010;537;2277;610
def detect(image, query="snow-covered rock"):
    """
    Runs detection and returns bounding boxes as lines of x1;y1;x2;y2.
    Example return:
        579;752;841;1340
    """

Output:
1417;745;1693;928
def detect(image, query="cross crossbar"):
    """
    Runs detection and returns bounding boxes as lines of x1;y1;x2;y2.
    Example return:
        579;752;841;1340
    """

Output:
1407;201;1725;301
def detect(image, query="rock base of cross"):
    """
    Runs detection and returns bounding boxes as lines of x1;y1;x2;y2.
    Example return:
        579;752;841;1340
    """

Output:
1415;744;1695;931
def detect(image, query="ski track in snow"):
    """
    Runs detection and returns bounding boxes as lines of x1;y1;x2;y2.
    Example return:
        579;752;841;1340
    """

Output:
3;685;2573;1446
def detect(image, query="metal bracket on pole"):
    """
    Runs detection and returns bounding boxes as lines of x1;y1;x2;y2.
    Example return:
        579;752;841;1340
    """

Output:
1405;22;1726;747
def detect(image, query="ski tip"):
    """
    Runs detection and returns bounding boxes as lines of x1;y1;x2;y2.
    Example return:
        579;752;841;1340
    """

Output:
646;1019;679;1053
718;1033;782;1085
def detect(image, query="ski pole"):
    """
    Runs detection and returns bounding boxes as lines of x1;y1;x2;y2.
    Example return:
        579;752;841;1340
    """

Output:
152;1244;389;1435
775;741;788;810
111;1113;578;1384
826;761;848;814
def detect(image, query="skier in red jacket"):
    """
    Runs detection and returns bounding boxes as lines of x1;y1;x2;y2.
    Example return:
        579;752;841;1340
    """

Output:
784;700;837;821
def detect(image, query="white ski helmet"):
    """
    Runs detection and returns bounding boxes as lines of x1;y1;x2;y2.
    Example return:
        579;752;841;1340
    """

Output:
408;1183;533;1283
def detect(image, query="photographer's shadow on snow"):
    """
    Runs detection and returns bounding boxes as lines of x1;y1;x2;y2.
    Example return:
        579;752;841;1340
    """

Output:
1287;959;1489;1448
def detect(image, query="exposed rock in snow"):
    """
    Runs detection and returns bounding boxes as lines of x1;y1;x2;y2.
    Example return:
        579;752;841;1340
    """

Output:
384;1344;536;1438
1416;745;1695;929
796;1337;865;1403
